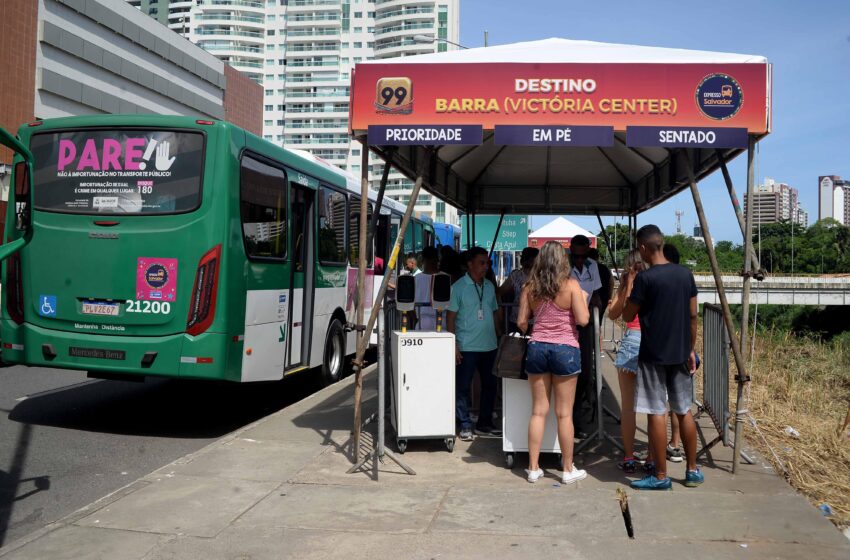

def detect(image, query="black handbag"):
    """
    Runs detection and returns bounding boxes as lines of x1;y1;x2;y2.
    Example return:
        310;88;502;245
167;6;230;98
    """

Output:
494;334;529;379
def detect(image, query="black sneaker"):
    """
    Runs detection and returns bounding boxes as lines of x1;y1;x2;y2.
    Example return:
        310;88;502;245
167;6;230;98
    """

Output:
474;424;502;437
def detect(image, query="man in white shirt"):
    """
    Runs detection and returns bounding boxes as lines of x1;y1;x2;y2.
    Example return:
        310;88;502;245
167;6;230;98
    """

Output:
569;236;602;306
415;247;442;331
568;235;600;437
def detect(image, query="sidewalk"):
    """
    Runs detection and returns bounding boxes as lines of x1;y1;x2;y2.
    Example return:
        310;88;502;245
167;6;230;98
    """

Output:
1;356;847;559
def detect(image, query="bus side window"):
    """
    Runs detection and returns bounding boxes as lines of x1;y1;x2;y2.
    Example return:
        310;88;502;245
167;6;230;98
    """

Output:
413;222;423;252
348;199;373;267
318;186;347;264
14;161;31;231
240;155;287;260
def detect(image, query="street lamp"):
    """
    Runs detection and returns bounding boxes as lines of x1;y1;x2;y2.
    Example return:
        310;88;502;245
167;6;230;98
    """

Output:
412;34;470;50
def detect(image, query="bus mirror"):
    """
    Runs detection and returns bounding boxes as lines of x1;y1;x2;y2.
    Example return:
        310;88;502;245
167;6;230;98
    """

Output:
396;274;416;312
14;161;32;231
431;272;452;311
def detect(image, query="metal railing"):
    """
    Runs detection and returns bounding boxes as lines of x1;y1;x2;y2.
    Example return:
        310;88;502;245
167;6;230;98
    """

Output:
699;303;731;456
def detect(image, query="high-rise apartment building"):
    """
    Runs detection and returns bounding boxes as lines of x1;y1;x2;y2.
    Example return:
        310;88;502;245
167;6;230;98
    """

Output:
744;178;808;227
818;175;849;226
128;0;461;224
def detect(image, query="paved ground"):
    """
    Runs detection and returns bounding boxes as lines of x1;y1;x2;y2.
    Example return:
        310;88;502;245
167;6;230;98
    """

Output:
0;365;325;546
0;355;847;560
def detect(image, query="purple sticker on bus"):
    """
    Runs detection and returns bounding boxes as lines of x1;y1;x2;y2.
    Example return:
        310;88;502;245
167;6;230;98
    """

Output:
136;258;178;301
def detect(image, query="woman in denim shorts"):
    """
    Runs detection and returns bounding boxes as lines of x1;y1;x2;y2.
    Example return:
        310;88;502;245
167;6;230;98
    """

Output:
517;241;590;485
608;249;646;474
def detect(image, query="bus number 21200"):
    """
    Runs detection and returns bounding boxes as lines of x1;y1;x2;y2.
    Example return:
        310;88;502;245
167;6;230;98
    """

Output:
126;300;171;314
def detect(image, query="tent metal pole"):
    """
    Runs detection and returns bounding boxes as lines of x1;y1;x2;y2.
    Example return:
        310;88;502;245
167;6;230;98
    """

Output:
595;212;619;272
683;151;749;475
365;149;394;261
716;149;761;273
740;137;756;360
472;208;477;248
352;136;370;462
349;146;431;468
489;209;505;261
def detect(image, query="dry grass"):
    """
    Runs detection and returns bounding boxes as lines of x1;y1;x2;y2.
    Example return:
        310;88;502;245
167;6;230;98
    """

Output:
728;329;850;527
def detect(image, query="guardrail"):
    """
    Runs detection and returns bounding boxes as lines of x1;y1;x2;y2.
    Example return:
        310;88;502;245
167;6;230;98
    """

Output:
698;303;731;457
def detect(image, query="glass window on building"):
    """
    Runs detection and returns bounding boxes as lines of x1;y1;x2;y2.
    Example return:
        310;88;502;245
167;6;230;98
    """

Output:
436;201;446;222
353;42;362;48
264;104;273;111
354;11;362;17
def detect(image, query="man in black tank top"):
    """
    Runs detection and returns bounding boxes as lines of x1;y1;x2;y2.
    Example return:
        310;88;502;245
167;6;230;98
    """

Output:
623;225;703;491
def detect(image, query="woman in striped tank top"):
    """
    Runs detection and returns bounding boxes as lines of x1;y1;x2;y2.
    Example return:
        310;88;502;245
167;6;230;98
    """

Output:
608;249;647;474
517;241;590;484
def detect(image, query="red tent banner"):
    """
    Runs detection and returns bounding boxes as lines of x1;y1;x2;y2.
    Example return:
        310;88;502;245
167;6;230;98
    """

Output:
351;63;770;134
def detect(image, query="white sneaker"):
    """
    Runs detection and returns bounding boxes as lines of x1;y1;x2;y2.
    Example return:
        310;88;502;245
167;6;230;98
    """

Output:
526;468;544;483
561;466;587;485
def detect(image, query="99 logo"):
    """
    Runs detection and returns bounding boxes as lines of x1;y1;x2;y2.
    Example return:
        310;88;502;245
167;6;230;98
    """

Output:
374;77;413;114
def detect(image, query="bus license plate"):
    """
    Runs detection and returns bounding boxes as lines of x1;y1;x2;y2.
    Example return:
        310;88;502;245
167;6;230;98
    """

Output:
82;302;119;316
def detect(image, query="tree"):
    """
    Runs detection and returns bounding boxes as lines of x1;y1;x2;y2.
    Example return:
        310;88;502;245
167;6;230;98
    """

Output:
595;223;632;267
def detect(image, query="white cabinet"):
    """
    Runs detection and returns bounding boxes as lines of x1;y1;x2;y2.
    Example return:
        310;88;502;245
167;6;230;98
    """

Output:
391;331;456;452
502;377;561;467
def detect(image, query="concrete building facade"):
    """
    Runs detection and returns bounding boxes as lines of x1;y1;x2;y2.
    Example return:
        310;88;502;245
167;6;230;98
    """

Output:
818;175;849;226
744;178;808;227
129;0;461;225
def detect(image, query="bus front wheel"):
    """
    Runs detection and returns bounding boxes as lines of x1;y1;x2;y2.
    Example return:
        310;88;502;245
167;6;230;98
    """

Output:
322;319;346;385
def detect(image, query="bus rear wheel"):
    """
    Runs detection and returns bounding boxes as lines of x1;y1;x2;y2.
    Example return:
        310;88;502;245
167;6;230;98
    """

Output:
322;319;346;385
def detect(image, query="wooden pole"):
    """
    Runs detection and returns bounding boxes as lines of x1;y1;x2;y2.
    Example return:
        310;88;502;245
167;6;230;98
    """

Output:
683;151;749;474
350;147;430;464
717;149;761;273
740;137;756;359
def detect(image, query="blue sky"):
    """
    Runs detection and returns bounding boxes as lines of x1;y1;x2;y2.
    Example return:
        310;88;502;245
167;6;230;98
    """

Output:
458;0;850;242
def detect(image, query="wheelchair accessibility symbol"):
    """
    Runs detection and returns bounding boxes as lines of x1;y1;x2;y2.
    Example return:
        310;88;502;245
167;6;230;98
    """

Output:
39;295;57;317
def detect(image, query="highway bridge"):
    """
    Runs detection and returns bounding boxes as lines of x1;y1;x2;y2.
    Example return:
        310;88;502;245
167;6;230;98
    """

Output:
693;275;850;305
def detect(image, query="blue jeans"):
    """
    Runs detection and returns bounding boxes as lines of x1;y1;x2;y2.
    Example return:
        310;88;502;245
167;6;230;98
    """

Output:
456;350;498;430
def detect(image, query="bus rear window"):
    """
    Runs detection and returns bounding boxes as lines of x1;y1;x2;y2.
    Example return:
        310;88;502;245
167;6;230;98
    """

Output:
30;129;204;215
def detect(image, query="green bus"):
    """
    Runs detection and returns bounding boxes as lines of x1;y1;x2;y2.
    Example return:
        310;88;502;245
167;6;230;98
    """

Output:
0;114;434;384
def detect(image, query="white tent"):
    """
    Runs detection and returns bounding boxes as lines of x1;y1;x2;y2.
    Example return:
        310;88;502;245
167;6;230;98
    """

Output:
347;38;772;468
528;217;596;249
367;37;767;65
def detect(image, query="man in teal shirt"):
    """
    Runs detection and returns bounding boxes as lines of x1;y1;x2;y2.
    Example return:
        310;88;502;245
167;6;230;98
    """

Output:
447;247;503;441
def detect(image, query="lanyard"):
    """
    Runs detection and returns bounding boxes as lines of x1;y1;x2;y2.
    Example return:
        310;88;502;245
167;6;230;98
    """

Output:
470;274;485;309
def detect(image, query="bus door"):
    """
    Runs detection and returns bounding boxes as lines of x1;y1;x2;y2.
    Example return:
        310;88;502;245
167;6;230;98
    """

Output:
287;184;314;370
